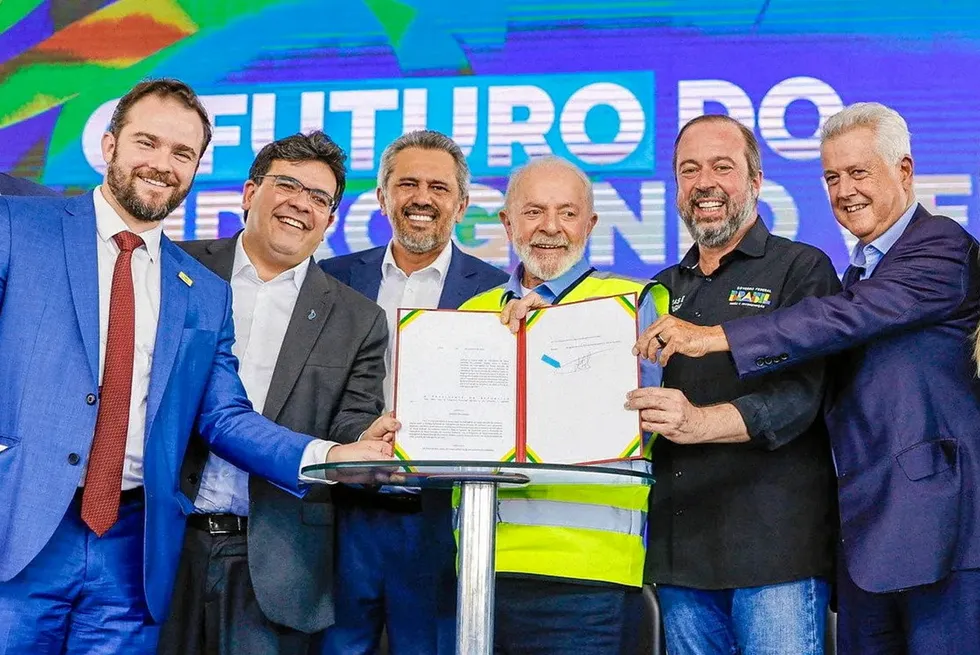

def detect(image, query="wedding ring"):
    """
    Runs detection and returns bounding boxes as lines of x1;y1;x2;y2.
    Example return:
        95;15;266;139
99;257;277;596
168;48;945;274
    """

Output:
655;335;667;348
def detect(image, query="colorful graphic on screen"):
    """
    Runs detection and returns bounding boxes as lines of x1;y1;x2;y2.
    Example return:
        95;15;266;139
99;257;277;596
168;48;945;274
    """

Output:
2;0;979;276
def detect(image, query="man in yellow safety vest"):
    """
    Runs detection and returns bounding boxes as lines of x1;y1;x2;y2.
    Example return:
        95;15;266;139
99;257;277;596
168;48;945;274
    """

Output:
458;155;669;654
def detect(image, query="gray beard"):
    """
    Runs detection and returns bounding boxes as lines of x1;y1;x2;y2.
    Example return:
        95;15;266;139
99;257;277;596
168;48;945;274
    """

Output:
679;192;757;248
512;238;586;282
394;229;443;254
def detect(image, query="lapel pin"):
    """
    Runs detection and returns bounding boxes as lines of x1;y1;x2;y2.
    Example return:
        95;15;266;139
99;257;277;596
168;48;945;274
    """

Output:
308;309;317;320
178;271;193;287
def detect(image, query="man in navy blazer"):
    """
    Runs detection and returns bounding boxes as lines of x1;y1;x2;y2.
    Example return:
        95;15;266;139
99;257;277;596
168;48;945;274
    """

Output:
636;103;980;654
0;171;59;196
0;79;390;654
319;130;507;655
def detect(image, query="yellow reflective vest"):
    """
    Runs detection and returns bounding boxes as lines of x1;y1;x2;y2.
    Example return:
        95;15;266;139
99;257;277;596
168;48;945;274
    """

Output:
456;271;670;587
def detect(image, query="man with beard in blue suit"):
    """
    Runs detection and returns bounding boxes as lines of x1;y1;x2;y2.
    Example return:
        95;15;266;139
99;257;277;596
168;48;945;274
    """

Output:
0;79;390;655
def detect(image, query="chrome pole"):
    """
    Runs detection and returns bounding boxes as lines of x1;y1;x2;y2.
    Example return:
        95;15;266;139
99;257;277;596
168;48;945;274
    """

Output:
455;481;498;655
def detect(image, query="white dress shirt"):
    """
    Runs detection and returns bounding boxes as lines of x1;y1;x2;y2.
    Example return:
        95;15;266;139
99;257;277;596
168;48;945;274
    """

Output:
79;187;163;490
376;241;454;409
81;193;330;493
194;238;311;515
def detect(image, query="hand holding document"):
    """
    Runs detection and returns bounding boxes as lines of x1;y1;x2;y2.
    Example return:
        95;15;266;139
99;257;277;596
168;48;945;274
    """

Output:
393;294;643;465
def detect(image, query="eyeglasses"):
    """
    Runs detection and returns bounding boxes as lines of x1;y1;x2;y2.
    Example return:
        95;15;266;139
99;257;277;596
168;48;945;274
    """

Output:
254;175;336;213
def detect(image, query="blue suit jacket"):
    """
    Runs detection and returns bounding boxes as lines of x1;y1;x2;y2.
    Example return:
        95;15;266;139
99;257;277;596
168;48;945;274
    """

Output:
0;172;58;197
319;243;509;309
0;193;314;621
723;205;980;593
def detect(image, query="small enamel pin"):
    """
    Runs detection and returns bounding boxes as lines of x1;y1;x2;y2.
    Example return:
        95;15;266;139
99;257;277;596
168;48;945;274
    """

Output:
178;271;193;287
308;309;317;320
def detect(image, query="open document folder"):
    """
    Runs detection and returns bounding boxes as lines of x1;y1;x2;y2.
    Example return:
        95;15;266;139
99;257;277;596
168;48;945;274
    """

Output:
392;294;644;465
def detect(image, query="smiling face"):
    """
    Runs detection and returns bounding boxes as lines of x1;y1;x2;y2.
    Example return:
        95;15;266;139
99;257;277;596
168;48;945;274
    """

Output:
821;125;914;243
101;94;204;227
241;159;338;271
501;162;597;286
378;147;468;255
674;120;761;249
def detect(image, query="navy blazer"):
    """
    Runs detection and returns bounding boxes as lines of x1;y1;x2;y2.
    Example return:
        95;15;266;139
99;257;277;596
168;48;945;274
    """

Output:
319;242;508;309
0;172;58;197
723;205;980;593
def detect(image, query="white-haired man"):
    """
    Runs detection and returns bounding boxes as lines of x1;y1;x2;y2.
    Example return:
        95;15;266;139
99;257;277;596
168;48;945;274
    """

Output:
463;156;670;654
636;103;980;655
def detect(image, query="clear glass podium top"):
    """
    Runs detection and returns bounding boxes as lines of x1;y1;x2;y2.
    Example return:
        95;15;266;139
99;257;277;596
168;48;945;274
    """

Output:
301;459;655;488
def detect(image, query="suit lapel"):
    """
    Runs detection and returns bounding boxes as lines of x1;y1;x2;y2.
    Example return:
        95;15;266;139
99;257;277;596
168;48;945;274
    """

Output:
438;245;479;309
842;265;864;290
262;263;335;421
871;204;926;277
146;238;190;432
348;249;384;300
205;236;238;281
63;194;101;384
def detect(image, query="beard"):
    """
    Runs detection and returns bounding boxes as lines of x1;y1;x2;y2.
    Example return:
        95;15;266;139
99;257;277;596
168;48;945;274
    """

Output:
678;186;758;249
106;158;188;223
391;202;454;254
512;234;586;282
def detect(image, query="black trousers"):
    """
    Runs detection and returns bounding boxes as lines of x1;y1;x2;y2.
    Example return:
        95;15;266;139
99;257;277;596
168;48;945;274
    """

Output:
493;578;645;655
157;525;311;655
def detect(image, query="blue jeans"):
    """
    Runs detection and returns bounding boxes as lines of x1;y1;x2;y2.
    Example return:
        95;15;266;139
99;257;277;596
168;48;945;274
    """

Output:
0;494;158;655
657;577;829;655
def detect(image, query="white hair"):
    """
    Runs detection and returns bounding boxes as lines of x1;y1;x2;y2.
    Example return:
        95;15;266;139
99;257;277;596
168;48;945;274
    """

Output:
504;155;594;212
820;102;912;165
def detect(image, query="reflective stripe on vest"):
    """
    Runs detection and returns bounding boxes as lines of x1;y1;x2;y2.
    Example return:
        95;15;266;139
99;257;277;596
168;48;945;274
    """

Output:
498;491;648;536
456;271;669;586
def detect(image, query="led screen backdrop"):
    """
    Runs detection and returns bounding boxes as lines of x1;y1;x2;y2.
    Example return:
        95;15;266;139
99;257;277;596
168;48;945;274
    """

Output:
2;0;980;275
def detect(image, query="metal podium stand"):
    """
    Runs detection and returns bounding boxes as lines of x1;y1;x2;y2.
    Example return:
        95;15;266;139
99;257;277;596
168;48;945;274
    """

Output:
302;460;654;655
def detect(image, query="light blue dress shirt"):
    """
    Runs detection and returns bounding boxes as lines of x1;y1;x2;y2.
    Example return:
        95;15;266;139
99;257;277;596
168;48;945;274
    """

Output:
849;202;918;280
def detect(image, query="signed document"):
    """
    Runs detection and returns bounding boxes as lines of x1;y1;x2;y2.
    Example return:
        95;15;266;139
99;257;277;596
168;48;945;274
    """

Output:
393;294;642;465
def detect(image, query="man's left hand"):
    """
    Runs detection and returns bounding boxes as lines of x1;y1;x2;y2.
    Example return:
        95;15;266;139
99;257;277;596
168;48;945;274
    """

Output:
625;387;708;445
633;315;729;366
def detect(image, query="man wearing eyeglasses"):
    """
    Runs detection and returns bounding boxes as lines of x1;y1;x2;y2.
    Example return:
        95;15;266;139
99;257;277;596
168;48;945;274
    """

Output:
158;131;395;655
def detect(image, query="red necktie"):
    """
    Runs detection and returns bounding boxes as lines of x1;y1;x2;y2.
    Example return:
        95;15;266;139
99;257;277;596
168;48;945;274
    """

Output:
81;231;144;536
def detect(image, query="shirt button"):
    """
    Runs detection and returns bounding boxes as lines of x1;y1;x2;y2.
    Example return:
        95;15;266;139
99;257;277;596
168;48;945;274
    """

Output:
674;471;683;478
674;509;684;517
704;277;712;282
67;453;81;466
694;311;701;318
85;393;97;405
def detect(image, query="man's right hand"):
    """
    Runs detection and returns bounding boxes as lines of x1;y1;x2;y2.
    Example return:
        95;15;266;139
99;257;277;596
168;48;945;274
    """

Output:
361;412;399;443
499;291;549;333
327;440;392;462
